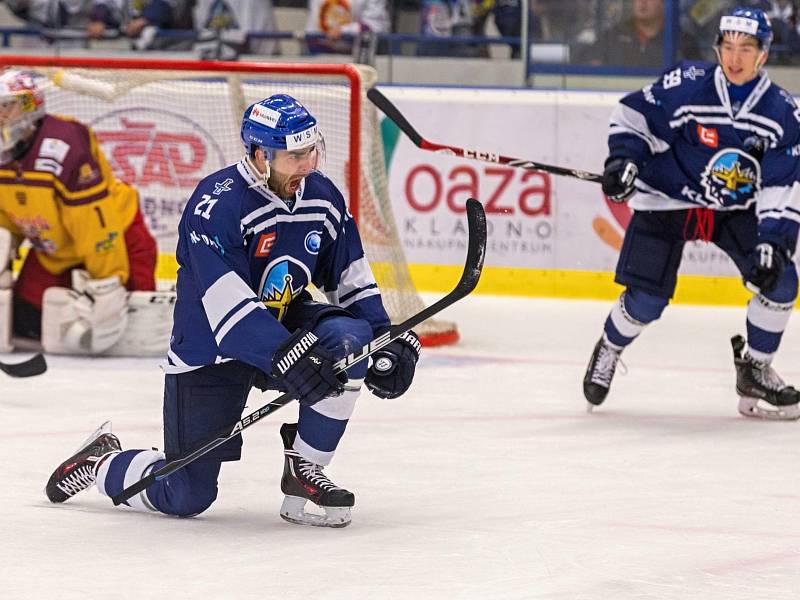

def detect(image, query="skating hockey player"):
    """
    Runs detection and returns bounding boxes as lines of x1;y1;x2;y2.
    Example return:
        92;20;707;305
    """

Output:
45;93;420;527
0;69;162;356
583;7;800;420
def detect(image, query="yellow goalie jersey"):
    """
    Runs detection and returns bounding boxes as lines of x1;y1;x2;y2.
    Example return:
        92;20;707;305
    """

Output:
0;114;139;283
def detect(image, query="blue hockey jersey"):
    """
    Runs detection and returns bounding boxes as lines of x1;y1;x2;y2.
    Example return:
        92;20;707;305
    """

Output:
608;60;800;250
166;158;391;374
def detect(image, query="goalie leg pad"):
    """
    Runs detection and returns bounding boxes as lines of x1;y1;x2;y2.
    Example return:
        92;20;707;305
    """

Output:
42;288;173;357
0;227;14;289
104;290;175;357
0;288;12;353
42;287;90;355
41;285;128;355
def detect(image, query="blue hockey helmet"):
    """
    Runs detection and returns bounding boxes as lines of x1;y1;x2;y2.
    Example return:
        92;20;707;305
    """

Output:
717;7;773;52
240;94;321;159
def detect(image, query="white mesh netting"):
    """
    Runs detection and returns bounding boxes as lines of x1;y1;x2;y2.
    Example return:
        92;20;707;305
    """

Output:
11;60;457;345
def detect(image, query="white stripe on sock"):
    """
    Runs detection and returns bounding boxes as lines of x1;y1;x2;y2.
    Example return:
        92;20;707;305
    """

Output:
747;294;794;333
609;295;646;339
120;450;165;512
294;433;335;466
309;387;360;421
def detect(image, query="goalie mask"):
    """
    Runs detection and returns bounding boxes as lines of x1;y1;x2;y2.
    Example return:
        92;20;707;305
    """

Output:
0;70;45;161
240;94;326;195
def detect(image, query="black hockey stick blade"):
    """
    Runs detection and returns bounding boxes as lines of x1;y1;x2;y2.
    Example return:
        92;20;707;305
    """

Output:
367;87;603;184
0;353;47;377
367;87;423;147
111;200;486;506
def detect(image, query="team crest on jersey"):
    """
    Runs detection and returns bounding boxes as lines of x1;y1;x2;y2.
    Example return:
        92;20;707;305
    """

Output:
682;66;705;80
213;178;233;194
259;256;311;321
700;149;761;207
304;231;322;254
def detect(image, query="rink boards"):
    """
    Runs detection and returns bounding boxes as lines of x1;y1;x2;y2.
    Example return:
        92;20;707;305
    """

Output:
48;81;785;306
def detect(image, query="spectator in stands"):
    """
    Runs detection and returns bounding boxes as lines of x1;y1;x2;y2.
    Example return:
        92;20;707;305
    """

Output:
193;0;278;58
492;0;521;58
86;0;194;49
760;0;799;60
305;0;390;54
580;0;666;67
7;0;94;31
491;0;592;60
680;0;732;61
417;0;491;57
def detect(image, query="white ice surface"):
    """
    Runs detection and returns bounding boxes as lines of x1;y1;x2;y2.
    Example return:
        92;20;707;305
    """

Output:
3;295;800;599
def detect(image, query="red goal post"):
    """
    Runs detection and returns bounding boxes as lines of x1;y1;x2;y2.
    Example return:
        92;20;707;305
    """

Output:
0;56;458;346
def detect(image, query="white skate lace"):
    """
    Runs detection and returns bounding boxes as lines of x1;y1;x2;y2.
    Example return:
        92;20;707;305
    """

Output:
299;461;341;492
591;343;624;386
56;465;96;497
752;360;786;392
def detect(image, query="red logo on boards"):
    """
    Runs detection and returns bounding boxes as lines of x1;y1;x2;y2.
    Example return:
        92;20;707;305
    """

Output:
697;124;718;148
255;233;276;257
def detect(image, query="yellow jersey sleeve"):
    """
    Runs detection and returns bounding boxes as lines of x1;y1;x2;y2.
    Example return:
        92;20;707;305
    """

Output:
57;126;139;284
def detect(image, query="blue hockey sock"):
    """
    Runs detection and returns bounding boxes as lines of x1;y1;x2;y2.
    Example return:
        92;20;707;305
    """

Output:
296;387;360;466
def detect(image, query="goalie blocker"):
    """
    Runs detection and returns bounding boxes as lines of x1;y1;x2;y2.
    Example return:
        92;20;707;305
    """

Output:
41;274;174;357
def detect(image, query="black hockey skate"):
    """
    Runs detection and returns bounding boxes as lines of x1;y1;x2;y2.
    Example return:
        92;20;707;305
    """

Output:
731;335;800;421
279;423;354;528
583;336;624;410
45;422;121;503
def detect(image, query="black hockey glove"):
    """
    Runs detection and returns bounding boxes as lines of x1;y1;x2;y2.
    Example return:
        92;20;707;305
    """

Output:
744;242;791;294
602;157;638;203
365;330;421;399
271;329;346;406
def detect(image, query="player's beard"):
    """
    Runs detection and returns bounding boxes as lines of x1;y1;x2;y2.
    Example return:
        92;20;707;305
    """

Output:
268;170;305;199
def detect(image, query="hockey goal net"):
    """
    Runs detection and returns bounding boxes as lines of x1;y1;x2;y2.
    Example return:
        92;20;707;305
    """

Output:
0;57;457;346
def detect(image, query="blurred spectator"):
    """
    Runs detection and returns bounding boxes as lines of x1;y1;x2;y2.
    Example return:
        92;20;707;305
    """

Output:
680;0;735;61
87;0;194;49
760;0;799;59
194;0;278;58
305;0;390;54
6;0;94;30
578;0;666;67
418;0;492;57
531;0;596;43
492;0;521;57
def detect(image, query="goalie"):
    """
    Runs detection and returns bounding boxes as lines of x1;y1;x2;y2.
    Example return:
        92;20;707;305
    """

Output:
0;69;164;356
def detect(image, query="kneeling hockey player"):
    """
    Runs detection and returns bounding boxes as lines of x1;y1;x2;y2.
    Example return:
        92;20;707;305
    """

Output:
584;7;800;420
44;93;420;527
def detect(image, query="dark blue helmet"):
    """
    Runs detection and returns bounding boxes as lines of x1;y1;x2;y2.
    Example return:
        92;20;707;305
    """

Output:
240;94;319;158
717;7;773;52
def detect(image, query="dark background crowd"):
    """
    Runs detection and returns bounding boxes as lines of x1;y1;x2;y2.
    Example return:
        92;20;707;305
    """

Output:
1;1;798;68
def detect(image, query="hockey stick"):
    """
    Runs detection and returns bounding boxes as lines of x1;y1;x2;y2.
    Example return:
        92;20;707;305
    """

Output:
0;353;47;377
367;87;604;184
112;198;487;506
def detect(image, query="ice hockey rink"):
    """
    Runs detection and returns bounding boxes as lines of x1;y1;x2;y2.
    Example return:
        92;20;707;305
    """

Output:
4;293;800;599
